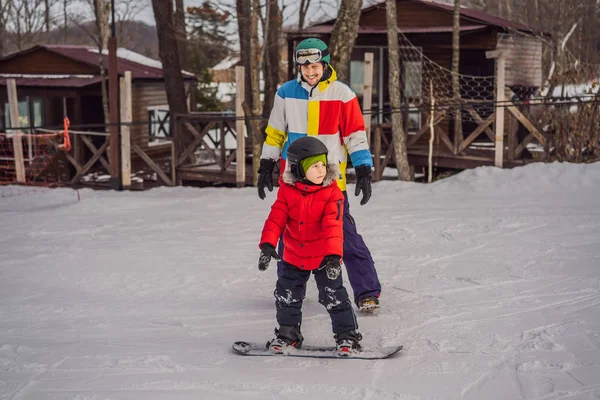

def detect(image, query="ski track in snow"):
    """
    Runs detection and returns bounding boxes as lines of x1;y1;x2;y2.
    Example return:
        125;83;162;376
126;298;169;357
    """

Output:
1;162;600;399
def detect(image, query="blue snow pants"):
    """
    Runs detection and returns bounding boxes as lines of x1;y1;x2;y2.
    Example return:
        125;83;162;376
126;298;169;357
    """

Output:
277;191;382;305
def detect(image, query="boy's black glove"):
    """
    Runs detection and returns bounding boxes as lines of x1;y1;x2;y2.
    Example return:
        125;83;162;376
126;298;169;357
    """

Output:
320;255;342;280
257;159;276;200
258;243;280;271
354;165;372;206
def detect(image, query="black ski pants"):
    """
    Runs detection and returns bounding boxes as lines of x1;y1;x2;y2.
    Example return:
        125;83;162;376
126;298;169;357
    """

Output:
275;262;358;335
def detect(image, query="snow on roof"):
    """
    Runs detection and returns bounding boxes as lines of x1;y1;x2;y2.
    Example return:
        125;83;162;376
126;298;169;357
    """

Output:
87;47;195;77
0;73;95;79
211;56;240;71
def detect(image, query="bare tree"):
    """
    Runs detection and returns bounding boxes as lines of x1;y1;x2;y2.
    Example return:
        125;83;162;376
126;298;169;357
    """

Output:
44;0;50;32
555;0;566;72
298;0;311;29
328;0;361;82
236;0;253;112
174;0;188;70
385;0;410;181
93;0;110;126
62;0;67;42
116;1;148;47
262;0;282;118
6;0;50;50
452;0;462;152
249;0;263;183
250;0;261;117
235;0;264;184
151;0;190;159
504;0;512;21
0;0;11;57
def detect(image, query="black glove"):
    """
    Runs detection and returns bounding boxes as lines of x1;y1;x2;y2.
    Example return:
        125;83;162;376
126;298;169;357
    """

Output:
258;243;280;271
320;255;342;280
257;159;276;200
354;165;372;206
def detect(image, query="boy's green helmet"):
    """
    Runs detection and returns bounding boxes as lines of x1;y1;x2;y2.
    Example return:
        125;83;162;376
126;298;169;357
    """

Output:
295;38;331;66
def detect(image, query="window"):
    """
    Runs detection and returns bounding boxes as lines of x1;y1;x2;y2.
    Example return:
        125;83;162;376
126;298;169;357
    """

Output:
406;108;421;134
4;98;43;129
148;105;170;137
349;47;380;98
402;60;423;99
350;60;365;95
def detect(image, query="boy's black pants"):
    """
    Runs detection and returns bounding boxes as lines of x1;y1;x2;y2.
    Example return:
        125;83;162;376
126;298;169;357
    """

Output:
275;262;358;335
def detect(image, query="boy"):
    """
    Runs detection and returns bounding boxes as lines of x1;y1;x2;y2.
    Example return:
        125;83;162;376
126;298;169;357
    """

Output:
258;136;362;356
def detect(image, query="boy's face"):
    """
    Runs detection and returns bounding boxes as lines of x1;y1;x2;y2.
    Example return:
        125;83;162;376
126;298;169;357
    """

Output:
304;161;327;185
300;62;325;86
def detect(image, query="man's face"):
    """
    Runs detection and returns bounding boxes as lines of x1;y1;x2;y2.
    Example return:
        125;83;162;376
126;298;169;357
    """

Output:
300;62;325;86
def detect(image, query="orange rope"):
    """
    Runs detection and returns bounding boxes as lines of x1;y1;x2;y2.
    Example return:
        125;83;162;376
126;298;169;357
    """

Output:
59;117;71;151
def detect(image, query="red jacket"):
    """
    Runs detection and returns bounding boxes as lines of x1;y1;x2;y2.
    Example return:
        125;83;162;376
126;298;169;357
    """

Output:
260;165;344;270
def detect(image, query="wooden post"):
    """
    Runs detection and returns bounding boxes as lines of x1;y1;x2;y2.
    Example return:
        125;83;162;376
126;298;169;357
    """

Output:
235;66;246;187
507;111;517;163
73;93;84;169
487;50;506;168
171;141;177;185
120;71;132;188
363;52;374;145
219;121;226;170
108;36;121;189
373;125;382;181
7;79;25;183
428;80;435;183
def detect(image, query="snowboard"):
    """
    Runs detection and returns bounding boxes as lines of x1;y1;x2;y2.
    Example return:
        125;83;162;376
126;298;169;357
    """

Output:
232;341;403;359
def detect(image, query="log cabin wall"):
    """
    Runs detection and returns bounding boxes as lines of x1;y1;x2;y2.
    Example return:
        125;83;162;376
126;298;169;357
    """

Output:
0;49;96;75
131;81;169;149
496;34;543;87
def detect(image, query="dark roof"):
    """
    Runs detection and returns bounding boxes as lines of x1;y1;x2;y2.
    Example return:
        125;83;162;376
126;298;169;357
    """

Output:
298;24;489;35
293;0;534;35
420;0;533;32
0;45;195;81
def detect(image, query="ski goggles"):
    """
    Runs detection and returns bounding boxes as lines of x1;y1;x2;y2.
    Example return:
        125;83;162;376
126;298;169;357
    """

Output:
295;48;330;65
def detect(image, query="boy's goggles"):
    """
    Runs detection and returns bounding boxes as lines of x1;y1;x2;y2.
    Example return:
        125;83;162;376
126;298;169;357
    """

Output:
295;48;329;65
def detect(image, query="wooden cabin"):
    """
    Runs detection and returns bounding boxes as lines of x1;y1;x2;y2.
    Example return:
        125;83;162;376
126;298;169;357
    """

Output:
286;0;545;171
0;45;196;148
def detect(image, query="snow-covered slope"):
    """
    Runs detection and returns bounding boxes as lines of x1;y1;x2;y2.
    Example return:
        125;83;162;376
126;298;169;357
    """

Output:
1;162;599;399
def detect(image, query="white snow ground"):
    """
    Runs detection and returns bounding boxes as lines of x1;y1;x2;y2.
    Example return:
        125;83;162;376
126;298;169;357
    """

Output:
1;162;600;400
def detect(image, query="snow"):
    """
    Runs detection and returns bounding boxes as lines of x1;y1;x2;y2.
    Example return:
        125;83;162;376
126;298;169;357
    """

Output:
1;161;600;399
209;81;237;104
539;82;600;98
0;74;95;79
87;47;195;77
212;56;240;71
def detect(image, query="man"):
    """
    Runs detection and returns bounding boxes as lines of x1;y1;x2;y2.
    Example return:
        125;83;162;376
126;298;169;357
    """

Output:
257;37;381;312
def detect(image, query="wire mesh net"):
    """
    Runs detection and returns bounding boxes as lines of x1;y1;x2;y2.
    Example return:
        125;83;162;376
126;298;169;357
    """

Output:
379;31;600;162
394;31;497;122
0;118;72;196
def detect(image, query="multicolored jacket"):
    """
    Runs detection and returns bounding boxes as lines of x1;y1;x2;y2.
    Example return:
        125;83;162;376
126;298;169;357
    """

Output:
259;164;344;271
261;66;372;191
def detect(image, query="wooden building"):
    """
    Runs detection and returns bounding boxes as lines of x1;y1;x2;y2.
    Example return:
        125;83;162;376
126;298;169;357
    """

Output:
0;45;195;149
286;0;545;171
287;0;541;102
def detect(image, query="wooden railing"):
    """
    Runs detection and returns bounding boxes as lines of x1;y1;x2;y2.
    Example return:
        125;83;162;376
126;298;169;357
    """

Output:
173;113;247;179
371;92;549;181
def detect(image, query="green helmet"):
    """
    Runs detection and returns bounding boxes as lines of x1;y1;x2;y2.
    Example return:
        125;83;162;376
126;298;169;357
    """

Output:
295;38;330;66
